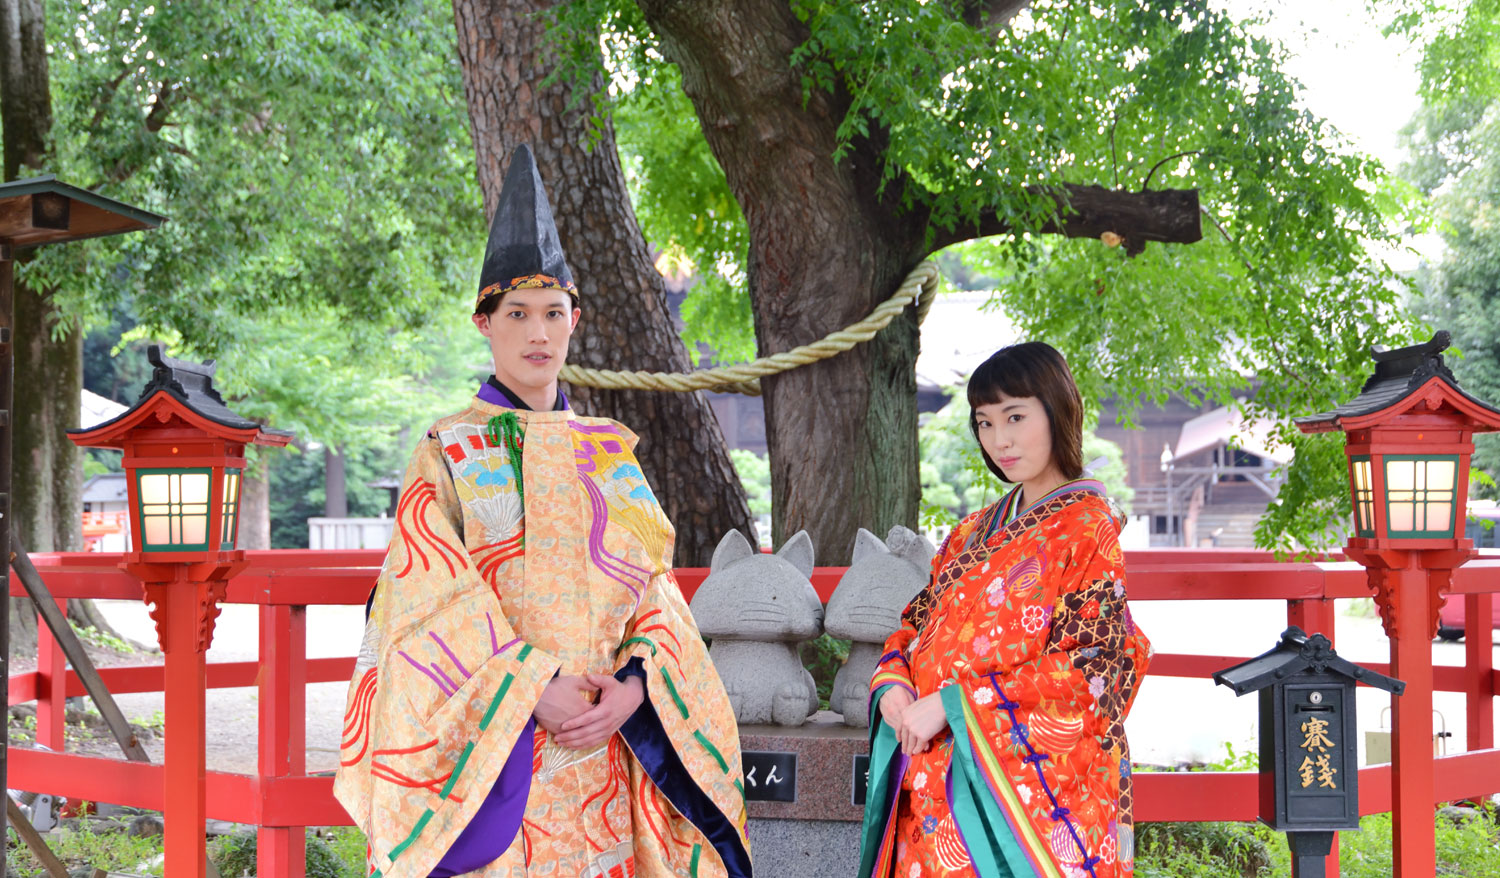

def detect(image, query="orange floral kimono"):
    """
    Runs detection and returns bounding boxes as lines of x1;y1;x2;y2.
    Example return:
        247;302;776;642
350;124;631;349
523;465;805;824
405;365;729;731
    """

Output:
858;480;1151;878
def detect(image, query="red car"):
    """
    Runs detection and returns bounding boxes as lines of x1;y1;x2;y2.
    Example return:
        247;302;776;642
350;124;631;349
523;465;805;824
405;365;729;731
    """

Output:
1436;513;1500;641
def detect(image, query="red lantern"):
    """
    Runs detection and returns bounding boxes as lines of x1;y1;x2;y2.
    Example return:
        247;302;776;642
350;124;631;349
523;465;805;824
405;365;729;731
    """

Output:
1296;330;1500;877
68;345;290;878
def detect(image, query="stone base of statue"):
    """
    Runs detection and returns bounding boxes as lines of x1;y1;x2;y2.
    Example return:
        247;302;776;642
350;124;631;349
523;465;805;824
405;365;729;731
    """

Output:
740;710;871;876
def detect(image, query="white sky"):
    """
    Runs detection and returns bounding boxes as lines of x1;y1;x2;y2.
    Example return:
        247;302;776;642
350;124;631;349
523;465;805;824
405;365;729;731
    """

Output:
1228;0;1423;170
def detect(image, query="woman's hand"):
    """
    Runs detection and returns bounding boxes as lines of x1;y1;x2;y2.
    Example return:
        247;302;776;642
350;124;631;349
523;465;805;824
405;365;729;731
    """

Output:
555;674;645;750
894;692;949;755
879;686;915;728
533;675;599;735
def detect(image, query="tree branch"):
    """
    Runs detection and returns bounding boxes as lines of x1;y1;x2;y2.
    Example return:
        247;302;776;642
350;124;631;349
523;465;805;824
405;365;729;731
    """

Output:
961;0;1031;36
931;184;1202;255
88;68;133;130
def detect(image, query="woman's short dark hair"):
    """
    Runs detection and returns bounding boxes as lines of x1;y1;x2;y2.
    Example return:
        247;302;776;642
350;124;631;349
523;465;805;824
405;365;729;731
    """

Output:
475;289;580;318
966;341;1084;484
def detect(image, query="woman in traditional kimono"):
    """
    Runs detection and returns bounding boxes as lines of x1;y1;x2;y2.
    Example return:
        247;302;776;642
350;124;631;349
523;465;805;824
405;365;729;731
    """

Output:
335;146;750;878
858;342;1151;878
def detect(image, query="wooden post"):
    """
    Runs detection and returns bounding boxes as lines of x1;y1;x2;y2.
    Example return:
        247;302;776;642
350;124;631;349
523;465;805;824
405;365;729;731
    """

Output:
1287;597;1341;876
36;596;67;752
1389;563;1436;877
1465;593;1494;751
1;243;15;876
157;573;213;878
11;535;151;761
5;796;69;878
257;603;308;876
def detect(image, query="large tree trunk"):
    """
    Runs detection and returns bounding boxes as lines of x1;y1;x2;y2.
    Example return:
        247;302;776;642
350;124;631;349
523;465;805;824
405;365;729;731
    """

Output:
4;0;74;668
14;292;83;555
638;0;927;564
451;0;755;566
240;459;271;550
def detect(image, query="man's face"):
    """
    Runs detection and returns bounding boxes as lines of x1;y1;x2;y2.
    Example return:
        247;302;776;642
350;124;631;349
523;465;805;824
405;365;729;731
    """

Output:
471;288;581;396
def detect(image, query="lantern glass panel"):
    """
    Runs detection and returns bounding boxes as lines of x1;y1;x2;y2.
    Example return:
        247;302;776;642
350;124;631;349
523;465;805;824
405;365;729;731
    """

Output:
1350;456;1375;537
221;468;241;549
1382;454;1460;538
136;468;214;551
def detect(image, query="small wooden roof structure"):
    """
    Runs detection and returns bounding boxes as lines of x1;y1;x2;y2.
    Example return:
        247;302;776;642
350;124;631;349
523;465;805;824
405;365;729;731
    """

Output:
0;175;164;247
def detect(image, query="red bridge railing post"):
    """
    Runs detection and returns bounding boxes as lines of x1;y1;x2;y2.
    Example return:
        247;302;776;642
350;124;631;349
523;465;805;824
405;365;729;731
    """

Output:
1465;593;1494;752
258;603;308;876
36;597;66;753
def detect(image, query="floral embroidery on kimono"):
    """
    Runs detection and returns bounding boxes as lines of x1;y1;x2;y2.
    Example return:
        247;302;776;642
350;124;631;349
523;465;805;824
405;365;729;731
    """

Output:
858;480;1151;878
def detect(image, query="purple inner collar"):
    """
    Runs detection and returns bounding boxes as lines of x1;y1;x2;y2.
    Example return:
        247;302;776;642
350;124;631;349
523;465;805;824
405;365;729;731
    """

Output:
476;378;569;411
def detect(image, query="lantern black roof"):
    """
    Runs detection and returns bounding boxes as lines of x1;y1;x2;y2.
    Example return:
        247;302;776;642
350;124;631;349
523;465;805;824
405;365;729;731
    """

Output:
1213;627;1404;696
70;345;293;441
1295;331;1500;431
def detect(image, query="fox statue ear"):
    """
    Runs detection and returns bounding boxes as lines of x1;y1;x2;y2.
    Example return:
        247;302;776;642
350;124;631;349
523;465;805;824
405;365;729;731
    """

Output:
777;530;815;579
850;528;886;565
710;528;756;572
886;525;936;571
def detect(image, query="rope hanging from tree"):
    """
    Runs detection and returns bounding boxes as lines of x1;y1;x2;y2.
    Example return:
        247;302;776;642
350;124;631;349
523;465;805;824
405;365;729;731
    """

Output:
558;261;942;396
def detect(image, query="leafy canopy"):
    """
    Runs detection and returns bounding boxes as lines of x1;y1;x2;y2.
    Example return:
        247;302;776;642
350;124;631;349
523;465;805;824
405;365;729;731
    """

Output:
553;0;1424;549
1396;0;1500;498
25;0;489;450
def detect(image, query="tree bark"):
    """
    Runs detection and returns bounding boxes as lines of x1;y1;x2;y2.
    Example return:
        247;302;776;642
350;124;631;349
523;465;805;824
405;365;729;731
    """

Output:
451;0;755;566
325;446;348;518
639;0;927;564
635;0;1202;564
240;459;271;550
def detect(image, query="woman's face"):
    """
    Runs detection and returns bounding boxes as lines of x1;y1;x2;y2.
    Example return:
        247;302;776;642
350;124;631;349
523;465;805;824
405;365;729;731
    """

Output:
973;395;1056;486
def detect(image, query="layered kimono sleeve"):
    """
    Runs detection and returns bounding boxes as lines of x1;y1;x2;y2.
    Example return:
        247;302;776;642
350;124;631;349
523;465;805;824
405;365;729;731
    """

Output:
613;570;753;878
869;513;981;708
940;514;1151;878
333;435;562;878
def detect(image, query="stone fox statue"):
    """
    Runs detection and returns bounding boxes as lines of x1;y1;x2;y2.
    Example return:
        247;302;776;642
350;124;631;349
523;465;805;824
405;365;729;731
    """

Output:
690;529;823;727
825;526;935;727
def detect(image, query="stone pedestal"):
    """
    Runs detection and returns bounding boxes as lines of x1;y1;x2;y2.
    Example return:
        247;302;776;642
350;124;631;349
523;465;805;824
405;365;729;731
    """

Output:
740;711;870;874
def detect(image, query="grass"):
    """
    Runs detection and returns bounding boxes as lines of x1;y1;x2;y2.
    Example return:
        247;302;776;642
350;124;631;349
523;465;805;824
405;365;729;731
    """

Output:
6;809;164;877
1138;810;1500;877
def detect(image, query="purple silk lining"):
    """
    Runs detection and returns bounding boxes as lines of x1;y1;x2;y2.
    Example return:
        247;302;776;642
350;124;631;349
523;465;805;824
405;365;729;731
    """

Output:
429;718;535;877
475;381;570;411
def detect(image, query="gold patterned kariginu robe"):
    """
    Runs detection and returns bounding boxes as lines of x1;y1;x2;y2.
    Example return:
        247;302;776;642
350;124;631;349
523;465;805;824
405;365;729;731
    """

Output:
335;392;750;878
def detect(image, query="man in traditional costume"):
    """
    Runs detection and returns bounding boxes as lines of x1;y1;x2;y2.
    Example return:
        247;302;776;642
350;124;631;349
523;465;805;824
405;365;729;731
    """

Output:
335;145;752;878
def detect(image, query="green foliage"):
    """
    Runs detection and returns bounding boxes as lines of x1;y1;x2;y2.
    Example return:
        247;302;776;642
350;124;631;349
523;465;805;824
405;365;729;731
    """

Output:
729;449;773;518
547;0;1422;549
27;0;487;452
1136;811;1500;878
213;829;350;878
801;633;850;711
268;434;419;549
69;619;135;654
1202;740;1259;773
1401;97;1500;500
1135;821;1273;878
7;810;164;877
320;825;369;876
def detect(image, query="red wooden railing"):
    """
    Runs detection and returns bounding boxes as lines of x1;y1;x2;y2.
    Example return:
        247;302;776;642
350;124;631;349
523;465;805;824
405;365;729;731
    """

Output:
8;548;1500;876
